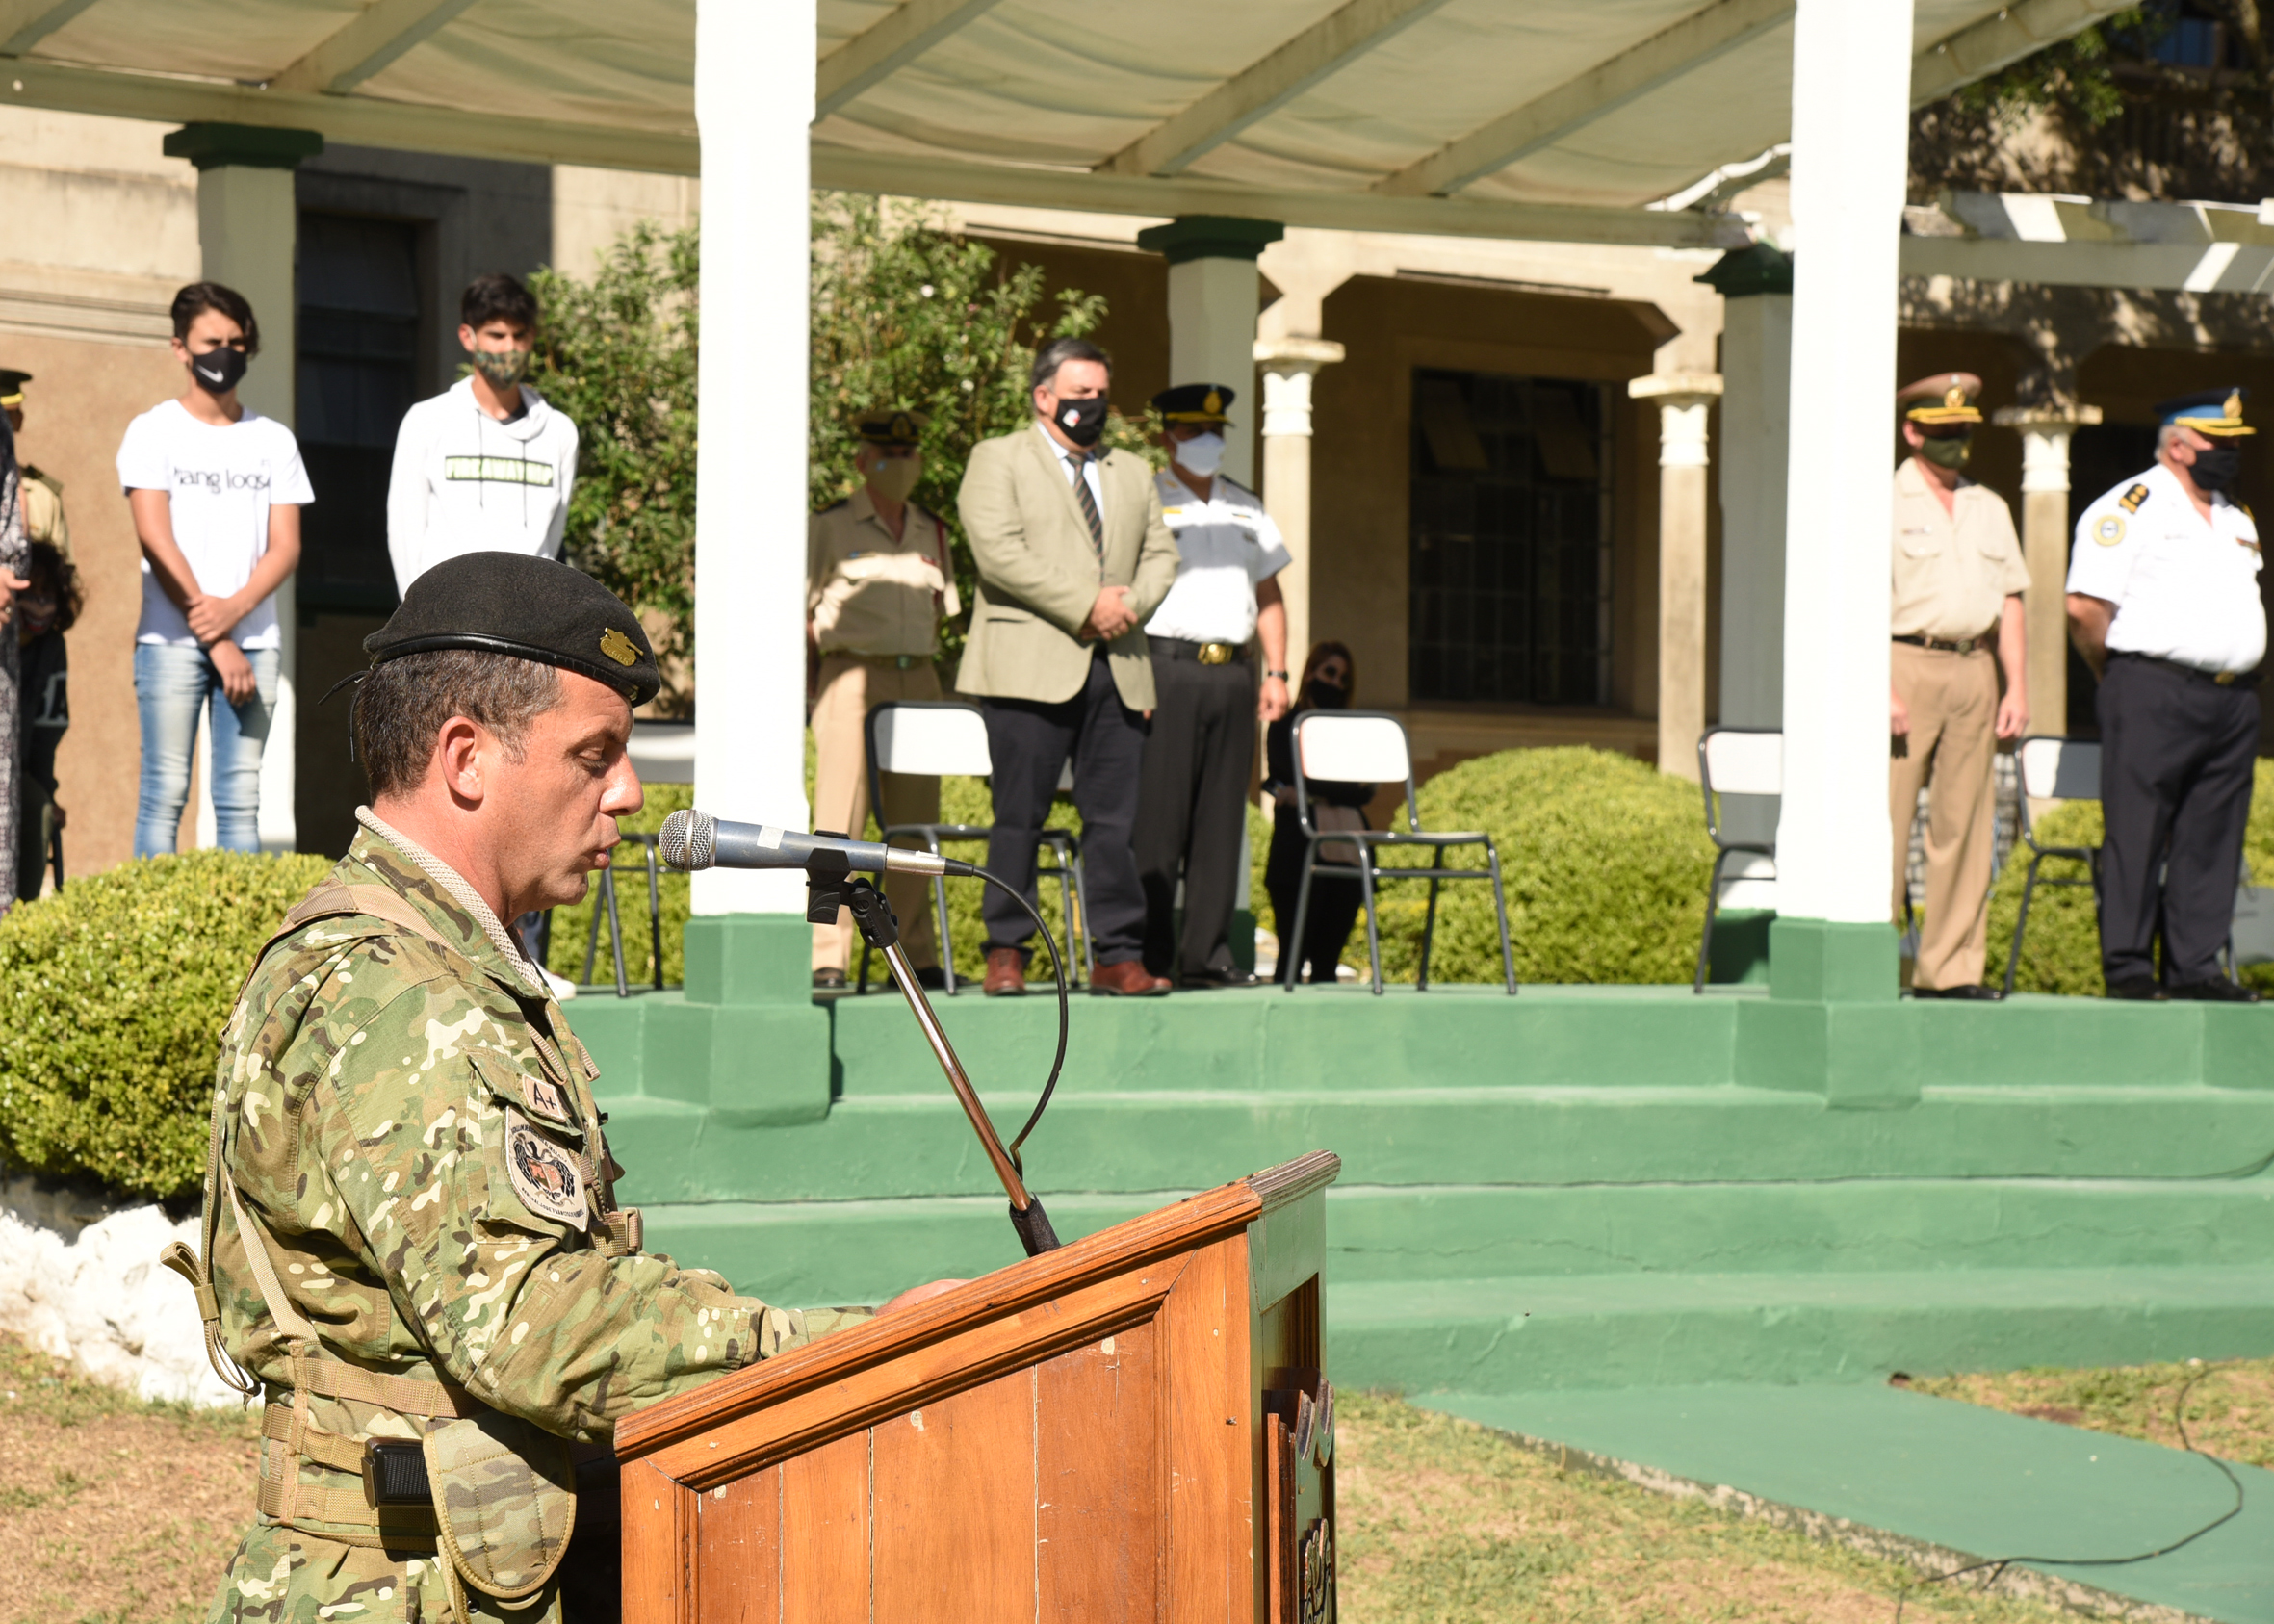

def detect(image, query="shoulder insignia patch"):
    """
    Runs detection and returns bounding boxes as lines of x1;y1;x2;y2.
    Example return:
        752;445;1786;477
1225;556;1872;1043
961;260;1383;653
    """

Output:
523;1074;571;1122
2119;483;2151;514
504;1108;586;1224
2094;514;2128;547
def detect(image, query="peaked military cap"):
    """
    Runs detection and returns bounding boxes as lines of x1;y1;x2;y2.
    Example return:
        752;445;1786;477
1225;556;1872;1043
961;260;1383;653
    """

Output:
2159;388;2255;437
366;553;660;707
1152;382;1236;424
0;369;30;408
853;408;928;447
1896;372;1982;425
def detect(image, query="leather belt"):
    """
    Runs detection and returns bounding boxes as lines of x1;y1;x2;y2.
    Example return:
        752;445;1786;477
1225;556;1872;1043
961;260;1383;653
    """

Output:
824;652;927;669
2110;651;2261;687
1155;637;1246;665
1893;633;1989;655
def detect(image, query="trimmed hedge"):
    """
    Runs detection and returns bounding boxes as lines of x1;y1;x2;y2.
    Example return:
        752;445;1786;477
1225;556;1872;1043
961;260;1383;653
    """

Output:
0;850;331;1200
1985;758;2274;996
545;782;695;989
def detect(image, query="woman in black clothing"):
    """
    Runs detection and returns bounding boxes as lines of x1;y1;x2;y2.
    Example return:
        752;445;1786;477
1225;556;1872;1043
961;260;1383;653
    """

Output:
1263;641;1372;983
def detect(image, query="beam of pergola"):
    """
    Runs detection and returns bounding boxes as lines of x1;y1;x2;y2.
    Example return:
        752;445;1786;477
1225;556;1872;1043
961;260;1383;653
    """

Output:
814;144;1753;248
1910;0;2130;108
1098;0;1455;179
815;0;1007;121
0;0;100;57
1374;0;1795;198
271;0;481;96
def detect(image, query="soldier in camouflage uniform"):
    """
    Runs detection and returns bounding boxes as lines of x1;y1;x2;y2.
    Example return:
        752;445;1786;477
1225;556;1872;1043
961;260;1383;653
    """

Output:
168;554;939;1623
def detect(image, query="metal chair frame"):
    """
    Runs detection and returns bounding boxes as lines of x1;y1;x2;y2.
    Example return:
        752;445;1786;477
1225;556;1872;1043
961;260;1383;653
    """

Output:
581;831;667;997
1281;709;1516;995
2002;735;2101;998
1693;727;1781;995
856;700;1094;995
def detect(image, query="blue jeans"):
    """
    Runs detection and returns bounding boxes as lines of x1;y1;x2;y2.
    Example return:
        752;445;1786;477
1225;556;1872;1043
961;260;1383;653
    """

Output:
135;642;279;857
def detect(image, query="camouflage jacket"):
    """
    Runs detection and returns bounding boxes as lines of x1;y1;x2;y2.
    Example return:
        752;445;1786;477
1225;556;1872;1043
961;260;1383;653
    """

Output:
207;812;840;1555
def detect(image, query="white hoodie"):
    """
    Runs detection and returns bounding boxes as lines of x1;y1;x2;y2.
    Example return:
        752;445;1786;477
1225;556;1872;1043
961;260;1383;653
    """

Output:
386;377;581;597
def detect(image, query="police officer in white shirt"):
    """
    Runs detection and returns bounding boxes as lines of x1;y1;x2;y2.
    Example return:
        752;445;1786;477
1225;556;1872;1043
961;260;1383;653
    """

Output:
1134;384;1292;987
2068;388;2265;1001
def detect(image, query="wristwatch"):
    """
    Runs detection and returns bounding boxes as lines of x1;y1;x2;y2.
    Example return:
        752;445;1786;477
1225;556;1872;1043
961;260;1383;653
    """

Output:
1264;669;1290;681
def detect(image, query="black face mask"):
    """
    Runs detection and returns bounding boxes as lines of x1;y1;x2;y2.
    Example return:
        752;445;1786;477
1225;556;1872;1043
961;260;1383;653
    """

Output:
2189;442;2243;493
191;345;248;396
1305;678;1349;710
1050;393;1109;448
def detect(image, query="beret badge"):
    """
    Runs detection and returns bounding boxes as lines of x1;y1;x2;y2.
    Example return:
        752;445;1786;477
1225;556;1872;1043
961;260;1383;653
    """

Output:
599;626;641;667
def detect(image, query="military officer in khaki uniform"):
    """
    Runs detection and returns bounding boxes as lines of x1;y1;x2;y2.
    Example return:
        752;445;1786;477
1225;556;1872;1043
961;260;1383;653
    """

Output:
1890;373;2030;998
808;409;959;988
2;370;69;560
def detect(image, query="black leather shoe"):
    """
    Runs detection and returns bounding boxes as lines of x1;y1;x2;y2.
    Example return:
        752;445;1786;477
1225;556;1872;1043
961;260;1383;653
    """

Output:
812;968;846;991
2167;977;2263;1003
2106;977;2167;1001
914;965;948;992
1912;984;2004;1001
1181;968;1262;991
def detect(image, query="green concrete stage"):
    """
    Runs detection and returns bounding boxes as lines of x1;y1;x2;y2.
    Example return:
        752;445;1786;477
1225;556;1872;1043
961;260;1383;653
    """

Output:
574;915;2274;1393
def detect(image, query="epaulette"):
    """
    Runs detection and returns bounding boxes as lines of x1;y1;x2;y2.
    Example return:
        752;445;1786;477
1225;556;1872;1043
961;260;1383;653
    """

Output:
2119;483;2151;513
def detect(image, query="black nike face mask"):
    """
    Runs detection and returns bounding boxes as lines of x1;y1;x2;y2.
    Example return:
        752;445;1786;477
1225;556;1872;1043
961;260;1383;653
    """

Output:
2190;442;2243;493
190;345;248;396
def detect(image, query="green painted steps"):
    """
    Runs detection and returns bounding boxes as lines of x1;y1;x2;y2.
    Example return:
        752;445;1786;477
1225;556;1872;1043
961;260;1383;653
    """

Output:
1422;1384;2274;1622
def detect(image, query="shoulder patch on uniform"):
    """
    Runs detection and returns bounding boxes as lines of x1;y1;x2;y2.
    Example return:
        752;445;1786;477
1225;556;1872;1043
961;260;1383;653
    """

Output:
2119;483;2151;513
503;1108;585;1224
2094;513;2128;547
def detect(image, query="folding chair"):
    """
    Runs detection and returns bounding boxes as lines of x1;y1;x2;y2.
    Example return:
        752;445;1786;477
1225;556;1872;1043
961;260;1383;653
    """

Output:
859;700;1092;995
1281;710;1515;995
2002;735;2101;997
1694;728;1781;994
581;831;668;996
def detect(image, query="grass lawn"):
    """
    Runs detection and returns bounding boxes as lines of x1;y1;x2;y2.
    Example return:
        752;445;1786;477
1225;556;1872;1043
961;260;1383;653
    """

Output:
0;1331;2075;1624
1909;1354;2274;1466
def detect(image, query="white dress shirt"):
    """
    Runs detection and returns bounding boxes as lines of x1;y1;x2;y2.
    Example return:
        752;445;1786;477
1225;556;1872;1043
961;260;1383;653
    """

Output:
1144;470;1291;644
2068;461;2265;675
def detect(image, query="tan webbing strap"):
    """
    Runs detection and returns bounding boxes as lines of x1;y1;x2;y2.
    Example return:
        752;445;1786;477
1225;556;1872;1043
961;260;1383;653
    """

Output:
300;1359;479;1418
262;1402;367;1474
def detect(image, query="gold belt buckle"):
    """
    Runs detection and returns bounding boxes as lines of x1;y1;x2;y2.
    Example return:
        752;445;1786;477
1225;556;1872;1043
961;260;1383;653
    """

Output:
1198;642;1233;665
2217;670;2237;685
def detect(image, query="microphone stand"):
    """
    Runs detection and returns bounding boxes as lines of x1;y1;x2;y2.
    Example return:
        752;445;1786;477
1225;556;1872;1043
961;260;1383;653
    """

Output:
808;853;1061;1257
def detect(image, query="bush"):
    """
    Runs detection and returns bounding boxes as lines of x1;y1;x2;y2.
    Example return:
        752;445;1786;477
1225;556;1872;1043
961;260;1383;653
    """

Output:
1284;747;1717;986
0;850;331;1201
1986;758;2274;996
545;782;694;989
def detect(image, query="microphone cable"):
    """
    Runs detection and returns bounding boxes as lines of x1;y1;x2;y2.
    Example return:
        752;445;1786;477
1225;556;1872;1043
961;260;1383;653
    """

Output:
1891;1362;2244;1622
964;865;1069;1177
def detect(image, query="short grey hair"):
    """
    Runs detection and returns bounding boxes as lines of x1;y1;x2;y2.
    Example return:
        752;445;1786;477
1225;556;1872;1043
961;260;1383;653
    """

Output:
355;649;563;799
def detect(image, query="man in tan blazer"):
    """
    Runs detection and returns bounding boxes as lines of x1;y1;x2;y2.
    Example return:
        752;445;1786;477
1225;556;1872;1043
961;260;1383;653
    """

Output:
958;336;1180;995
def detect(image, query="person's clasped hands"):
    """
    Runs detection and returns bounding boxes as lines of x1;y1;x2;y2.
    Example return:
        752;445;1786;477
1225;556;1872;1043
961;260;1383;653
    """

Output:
1079;582;1138;642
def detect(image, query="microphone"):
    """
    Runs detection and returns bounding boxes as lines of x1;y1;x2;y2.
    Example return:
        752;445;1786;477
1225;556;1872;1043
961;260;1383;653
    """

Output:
658;808;974;878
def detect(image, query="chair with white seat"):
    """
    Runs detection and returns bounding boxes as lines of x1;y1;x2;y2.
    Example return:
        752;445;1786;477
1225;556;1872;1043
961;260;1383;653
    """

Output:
1693;728;1782;994
860;701;1091;994
2002;735;2101;997
1282;710;1516;994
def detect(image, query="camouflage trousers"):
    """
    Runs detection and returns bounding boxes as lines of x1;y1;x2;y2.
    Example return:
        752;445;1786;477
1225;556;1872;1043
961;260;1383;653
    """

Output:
205;1525;565;1624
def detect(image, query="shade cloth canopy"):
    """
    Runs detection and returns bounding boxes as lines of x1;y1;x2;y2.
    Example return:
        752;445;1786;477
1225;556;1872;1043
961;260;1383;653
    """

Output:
0;0;2123;245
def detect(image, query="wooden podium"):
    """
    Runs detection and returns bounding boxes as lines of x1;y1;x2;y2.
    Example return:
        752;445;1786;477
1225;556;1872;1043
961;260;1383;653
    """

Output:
614;1150;1340;1622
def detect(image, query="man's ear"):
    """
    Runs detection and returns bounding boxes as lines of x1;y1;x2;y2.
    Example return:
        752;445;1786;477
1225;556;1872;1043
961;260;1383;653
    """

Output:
434;715;491;805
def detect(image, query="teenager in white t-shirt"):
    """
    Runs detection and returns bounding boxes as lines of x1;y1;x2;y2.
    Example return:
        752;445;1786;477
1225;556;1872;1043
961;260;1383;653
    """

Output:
116;282;309;857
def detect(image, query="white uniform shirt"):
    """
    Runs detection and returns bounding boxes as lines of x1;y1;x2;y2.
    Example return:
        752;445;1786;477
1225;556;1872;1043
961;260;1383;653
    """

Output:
2067;462;2265;675
1143;471;1292;644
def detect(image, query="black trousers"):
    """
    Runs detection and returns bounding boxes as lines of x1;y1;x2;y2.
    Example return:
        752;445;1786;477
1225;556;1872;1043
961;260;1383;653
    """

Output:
1264;803;1364;983
2095;655;2260;985
1136;653;1257;978
982;654;1149;964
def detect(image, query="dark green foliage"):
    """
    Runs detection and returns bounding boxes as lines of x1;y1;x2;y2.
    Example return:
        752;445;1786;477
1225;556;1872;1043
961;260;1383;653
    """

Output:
529;223;699;704
1345;748;1717;986
0;851;331;1200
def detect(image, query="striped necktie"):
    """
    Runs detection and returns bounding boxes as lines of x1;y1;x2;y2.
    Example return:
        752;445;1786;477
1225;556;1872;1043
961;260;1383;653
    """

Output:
1071;451;1105;566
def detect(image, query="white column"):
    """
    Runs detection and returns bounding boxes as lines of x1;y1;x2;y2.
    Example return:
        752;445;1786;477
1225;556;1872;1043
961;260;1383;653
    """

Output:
1717;290;1793;728
1169;258;1261;486
690;0;814;916
1630;374;1723;782
1253;339;1344;676
1994;404;2101;741
190;156;302;853
1772;0;1915;925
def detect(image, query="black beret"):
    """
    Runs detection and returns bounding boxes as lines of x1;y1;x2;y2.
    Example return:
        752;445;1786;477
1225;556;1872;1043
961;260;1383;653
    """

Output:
366;554;659;708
